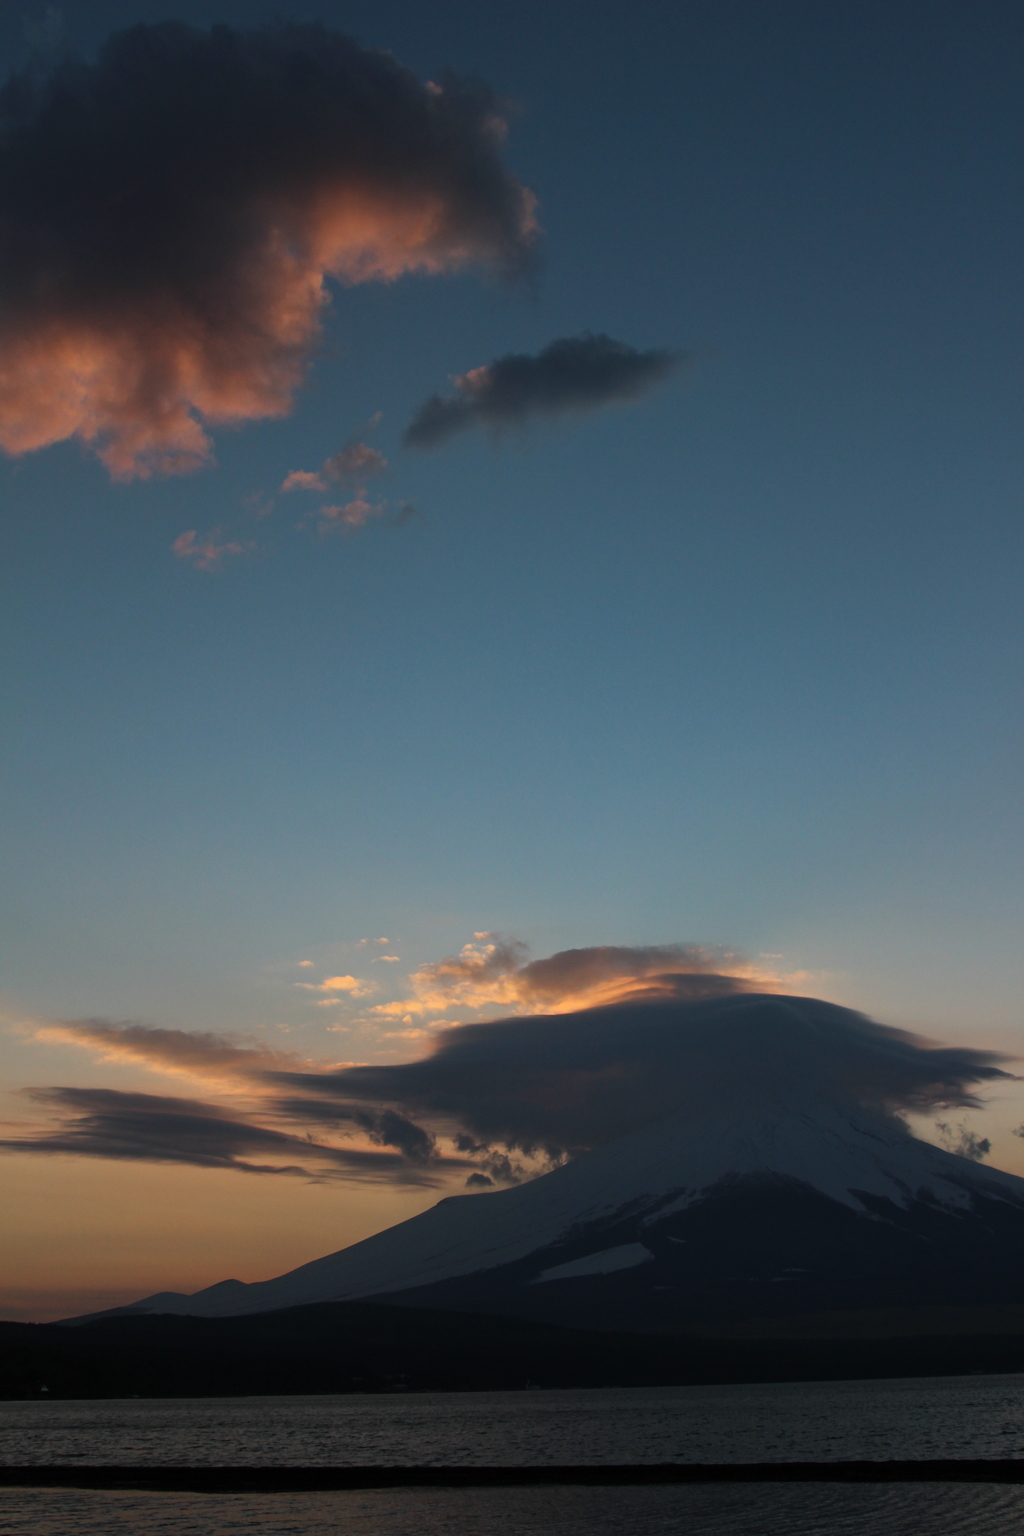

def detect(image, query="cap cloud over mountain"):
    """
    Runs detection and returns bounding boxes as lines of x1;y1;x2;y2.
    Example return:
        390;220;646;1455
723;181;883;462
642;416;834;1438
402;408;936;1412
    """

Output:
14;944;1015;1187
287;990;1014;1163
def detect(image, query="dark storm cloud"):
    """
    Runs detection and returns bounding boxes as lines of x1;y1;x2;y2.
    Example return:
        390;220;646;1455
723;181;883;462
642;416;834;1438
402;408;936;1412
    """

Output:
0;21;537;478
1;1086;451;1183
276;992;1015;1162
402;333;679;448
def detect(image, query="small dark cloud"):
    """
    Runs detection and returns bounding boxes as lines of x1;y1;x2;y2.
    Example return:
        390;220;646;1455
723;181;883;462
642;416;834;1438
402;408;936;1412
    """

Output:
367;1107;435;1161
272;1096;436;1162
403;333;680;449
934;1122;991;1161
0;22;536;479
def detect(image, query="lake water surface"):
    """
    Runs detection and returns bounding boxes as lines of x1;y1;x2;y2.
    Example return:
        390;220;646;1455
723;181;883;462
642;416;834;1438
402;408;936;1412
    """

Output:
5;1374;1024;1534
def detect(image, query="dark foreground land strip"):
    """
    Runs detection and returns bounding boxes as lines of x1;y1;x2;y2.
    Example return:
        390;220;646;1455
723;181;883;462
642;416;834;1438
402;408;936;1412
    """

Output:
5;1462;1024;1492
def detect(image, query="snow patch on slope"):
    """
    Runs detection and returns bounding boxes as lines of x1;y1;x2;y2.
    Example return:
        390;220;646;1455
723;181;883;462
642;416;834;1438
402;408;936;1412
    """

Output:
532;1242;653;1284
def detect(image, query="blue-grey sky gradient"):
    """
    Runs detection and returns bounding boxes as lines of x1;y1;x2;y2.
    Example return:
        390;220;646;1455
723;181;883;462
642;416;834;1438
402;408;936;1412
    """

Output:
2;1;1023;1315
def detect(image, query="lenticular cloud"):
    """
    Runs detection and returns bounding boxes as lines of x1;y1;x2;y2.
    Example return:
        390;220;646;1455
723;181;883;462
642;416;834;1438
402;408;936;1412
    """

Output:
0;22;537;479
291;991;1015;1162
23;945;1015;1187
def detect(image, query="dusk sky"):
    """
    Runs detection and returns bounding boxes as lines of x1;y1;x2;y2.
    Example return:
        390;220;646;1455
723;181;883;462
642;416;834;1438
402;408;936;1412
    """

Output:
2;0;1023;1323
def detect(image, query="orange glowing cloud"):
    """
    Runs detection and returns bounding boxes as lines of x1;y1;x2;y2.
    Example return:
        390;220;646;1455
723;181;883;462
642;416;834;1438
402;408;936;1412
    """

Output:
369;937;797;1021
296;974;374;1000
0;22;537;480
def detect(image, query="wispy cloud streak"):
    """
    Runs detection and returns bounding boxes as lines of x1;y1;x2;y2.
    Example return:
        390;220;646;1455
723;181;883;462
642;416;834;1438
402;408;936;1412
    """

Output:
0;1087;447;1181
34;1019;303;1083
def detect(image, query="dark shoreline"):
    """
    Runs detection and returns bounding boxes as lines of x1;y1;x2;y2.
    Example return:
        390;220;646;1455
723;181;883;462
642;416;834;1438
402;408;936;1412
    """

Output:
8;1300;1024;1399
4;1461;1024;1492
